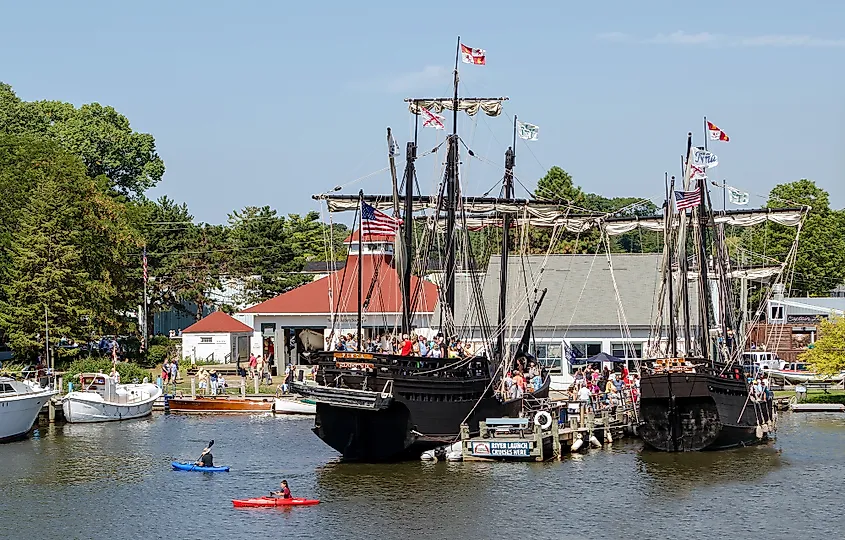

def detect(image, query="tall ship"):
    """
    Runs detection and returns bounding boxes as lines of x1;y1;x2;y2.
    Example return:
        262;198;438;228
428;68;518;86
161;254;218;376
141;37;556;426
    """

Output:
292;40;556;461
632;133;807;451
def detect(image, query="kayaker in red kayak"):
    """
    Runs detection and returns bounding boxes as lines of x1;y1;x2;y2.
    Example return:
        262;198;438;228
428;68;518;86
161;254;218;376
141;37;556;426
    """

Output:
271;480;292;499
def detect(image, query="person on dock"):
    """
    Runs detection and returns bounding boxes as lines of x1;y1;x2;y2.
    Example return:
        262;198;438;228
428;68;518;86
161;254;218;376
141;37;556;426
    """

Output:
170;358;179;385
198;367;209;394
210;370;219;395
248;353;257;378
162;360;170;385
195;445;214;467
271;480;292;499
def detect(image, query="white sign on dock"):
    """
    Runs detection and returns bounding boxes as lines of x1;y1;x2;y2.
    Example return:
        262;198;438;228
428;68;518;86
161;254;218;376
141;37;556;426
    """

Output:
470;440;531;457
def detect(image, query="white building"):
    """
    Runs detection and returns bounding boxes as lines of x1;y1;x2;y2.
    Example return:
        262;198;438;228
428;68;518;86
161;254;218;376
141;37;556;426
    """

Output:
181;311;254;365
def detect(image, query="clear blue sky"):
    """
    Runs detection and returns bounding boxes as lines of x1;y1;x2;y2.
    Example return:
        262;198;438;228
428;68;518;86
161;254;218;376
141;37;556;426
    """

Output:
2;0;842;222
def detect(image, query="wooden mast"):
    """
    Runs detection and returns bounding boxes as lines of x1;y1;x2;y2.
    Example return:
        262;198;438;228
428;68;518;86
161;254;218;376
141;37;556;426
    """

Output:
680;133;693;356
357;189;364;352
666;174;677;357
443;36;461;332
496;116;516;360
401;140;416;334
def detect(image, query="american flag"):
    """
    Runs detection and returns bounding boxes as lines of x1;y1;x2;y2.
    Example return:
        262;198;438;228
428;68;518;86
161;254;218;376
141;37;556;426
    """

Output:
362;202;401;235
142;247;148;283
675;188;702;212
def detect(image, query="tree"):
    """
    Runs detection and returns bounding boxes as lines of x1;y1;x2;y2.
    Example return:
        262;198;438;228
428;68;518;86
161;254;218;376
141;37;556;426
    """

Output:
140;196;197;319
752;180;845;296
0;137;99;356
529;167;662;255
0;82;164;198
534;166;585;206
800;316;845;376
228;208;347;305
228;206;293;304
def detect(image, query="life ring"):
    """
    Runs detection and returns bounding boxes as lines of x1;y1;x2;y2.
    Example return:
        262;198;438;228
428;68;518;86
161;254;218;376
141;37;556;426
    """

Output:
534;411;553;430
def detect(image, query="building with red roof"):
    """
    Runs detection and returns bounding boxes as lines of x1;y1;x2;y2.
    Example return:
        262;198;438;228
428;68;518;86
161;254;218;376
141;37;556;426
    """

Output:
235;230;439;368
182;311;254;365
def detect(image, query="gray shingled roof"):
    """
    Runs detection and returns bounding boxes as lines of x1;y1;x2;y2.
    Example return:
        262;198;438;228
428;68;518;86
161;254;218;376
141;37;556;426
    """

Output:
442;253;675;330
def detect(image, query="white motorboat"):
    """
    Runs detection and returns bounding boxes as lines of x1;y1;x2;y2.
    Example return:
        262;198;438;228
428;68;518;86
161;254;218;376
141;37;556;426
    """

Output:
272;397;316;415
0;376;57;442
763;362;845;384
62;372;162;423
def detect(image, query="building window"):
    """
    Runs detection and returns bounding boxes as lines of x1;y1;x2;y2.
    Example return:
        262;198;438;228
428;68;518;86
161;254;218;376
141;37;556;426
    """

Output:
570;342;602;359
200;337;212;344
770;305;784;321
611;342;643;358
531;344;562;370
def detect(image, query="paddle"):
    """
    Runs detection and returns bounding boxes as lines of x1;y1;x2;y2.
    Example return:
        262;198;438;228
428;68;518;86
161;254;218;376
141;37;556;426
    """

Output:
188;439;214;471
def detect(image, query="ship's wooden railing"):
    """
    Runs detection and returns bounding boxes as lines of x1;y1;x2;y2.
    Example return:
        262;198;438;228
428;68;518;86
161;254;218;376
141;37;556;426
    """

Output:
649;358;699;374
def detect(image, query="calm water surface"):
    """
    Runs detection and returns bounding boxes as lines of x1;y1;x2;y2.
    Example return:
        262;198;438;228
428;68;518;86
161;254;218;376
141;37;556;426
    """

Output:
1;412;843;540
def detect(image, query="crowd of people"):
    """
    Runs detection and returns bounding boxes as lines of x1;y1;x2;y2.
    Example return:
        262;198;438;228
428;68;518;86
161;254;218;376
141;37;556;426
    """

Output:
565;364;639;412
500;359;545;399
327;332;474;359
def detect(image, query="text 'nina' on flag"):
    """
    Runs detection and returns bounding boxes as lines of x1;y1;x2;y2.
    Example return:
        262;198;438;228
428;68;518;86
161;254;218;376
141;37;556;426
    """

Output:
517;121;539;141
362;202;402;235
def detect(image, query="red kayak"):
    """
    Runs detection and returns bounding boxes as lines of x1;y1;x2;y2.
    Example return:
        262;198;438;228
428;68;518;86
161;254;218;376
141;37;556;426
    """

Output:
232;497;320;508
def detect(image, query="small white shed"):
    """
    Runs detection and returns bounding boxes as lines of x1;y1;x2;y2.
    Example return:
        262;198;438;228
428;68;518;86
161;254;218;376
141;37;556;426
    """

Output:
181;311;253;364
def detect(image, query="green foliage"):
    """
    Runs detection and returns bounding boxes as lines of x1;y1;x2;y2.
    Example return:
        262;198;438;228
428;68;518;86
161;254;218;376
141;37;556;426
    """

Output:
535;166;585;205
0;84;340;360
750;180;845;296
62;359;152;391
228;207;347;305
803;392;845;405
0;136;103;356
0;83;164;198
530;166;662;255
148;335;172;348
147;344;171;366
800;316;845;376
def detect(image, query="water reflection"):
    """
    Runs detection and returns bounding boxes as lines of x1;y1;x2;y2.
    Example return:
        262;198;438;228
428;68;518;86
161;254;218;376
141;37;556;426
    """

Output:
1;412;844;540
635;444;784;497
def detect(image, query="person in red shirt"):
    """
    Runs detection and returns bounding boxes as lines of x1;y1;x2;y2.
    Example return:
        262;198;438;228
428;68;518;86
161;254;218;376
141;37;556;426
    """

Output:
400;334;413;356
272;480;292;499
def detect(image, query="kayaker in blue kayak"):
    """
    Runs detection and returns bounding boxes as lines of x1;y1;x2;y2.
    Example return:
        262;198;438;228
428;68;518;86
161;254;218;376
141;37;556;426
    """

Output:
271;480;292;499
195;444;214;467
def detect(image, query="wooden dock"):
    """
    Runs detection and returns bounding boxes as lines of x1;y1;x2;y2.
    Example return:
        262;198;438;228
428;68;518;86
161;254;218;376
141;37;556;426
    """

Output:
458;394;639;462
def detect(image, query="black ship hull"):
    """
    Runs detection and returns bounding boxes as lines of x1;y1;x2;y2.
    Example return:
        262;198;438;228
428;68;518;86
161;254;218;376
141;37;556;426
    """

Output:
638;369;770;452
295;351;548;461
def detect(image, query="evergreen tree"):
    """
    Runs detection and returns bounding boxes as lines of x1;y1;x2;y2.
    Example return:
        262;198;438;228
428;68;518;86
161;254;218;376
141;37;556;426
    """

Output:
0;138;96;356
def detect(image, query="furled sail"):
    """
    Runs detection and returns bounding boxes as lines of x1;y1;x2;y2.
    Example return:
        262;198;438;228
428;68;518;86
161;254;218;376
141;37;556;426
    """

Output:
315;194;808;234
407;98;506;117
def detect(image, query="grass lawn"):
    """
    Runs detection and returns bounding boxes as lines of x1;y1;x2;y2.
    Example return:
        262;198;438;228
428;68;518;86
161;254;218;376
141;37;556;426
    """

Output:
774;388;845;398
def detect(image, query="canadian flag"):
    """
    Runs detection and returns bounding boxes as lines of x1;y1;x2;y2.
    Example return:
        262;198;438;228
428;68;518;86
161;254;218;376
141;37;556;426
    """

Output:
460;44;486;65
707;121;729;142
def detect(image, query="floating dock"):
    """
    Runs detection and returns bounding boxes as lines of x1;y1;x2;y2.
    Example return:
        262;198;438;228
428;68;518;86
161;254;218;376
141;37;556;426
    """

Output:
790;403;845;413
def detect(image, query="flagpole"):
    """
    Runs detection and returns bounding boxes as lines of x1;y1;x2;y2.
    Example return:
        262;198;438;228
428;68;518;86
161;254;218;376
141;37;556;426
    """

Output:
143;245;148;352
44;304;50;373
453;36;460;135
703;116;708;152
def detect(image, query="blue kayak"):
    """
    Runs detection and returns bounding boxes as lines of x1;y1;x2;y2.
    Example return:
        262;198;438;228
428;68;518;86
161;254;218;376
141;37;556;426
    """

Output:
171;461;230;472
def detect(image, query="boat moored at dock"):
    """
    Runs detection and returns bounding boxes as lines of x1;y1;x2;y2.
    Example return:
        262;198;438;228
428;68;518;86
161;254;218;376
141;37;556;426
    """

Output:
0;376;57;442
167;395;274;413
62;373;161;423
